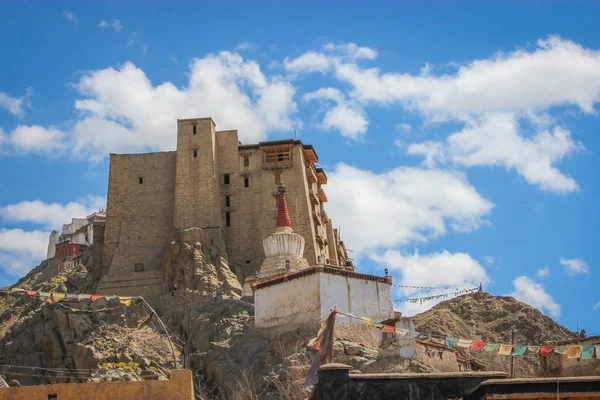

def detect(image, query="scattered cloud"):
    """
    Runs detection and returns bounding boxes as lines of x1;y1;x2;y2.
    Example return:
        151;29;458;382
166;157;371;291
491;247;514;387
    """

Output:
593;302;600;311
509;276;561;318
0;88;32;117
287;36;600;192
396;123;412;134
304;87;368;139
482;256;499;266
235;42;253;51
99;19;123;31
372;249;489;316
560;257;589;275
63;10;78;24
326;163;493;254
0;196;105;230
0;228;49;277
1;52;298;160
284;42;377;74
536;267;550;278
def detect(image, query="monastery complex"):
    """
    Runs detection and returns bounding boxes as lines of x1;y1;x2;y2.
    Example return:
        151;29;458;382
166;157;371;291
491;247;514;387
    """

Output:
47;117;394;329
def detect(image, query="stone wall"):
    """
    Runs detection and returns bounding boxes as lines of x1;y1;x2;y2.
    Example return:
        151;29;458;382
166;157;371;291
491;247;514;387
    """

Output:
314;364;508;400
0;370;193;400
99;151;176;297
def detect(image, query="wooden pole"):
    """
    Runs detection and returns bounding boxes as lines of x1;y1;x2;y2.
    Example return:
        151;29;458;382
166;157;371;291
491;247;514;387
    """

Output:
141;298;178;369
510;329;515;378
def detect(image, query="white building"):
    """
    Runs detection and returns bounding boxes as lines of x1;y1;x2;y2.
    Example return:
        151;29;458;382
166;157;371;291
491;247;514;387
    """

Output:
46;211;106;259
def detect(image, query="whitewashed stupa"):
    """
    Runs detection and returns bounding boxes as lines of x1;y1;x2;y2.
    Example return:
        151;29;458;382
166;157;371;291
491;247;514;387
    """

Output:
258;184;309;278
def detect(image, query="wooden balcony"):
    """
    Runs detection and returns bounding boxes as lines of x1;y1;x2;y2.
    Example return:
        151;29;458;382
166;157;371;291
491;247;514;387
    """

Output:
318;187;328;202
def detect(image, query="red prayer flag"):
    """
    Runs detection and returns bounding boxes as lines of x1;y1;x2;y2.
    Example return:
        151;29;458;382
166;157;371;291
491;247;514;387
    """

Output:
540;346;555;356
471;341;486;350
91;294;105;302
382;325;395;333
26;290;38;296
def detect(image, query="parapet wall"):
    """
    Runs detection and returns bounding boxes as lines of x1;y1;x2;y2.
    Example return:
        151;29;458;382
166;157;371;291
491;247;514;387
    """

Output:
254;268;394;332
0;369;194;400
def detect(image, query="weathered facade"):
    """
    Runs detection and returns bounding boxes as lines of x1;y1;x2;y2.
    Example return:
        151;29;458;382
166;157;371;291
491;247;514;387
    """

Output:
98;117;350;299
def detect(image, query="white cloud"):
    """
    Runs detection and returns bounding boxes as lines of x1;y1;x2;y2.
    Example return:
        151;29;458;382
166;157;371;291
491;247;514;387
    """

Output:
99;19;123;31
536;267;550;278
593;302;600;311
304;87;368;139
509;276;561;318
396;123;412;134
0;196;105;230
321;36;600;192
0;89;32;117
3;52;298;160
6;125;68;155
235;42;253;51
408;113;582;193
63;10;78;24
284;42;377;74
325;163;493;253
372;249;489;316
560;257;589;275
0;228;49;277
335;36;600;118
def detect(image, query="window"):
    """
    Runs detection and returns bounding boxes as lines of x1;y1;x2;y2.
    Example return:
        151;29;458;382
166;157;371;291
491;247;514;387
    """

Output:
193;125;197;135
134;263;144;272
193;149;198;158
225;196;230;207
224;174;230;185
244;177;249;187
138;177;144;184
265;150;291;163
243;155;249;167
48;395;58;400
226;212;231;227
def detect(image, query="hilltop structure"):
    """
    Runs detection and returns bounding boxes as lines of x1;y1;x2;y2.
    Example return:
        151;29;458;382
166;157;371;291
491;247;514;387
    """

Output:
97;117;353;301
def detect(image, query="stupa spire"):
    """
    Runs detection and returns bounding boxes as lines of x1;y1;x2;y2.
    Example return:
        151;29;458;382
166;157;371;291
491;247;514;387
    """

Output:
275;184;293;233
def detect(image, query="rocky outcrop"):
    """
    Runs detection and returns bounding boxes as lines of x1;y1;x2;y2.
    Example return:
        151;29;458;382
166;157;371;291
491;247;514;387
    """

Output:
414;291;578;377
0;296;177;386
163;230;242;299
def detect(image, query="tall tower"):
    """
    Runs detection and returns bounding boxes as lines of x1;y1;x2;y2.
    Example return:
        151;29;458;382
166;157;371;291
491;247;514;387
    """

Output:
174;118;223;230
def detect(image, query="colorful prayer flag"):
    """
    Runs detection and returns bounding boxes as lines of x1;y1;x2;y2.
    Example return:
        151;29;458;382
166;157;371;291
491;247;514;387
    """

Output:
485;343;500;352
498;344;513;356
382;325;395;333
66;294;79;300
596;345;600;359
51;292;66;301
540;346;555;356
26;290;38;296
119;296;133;306
527;346;541;354
445;337;459;348
511;345;527;356
471;341;486;350
457;339;473;348
581;345;595;359
305;311;336;388
566;346;582;359
91;294;104;302
554;346;568;355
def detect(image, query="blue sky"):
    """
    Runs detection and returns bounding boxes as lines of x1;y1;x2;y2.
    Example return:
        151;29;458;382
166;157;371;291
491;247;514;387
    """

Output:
1;1;599;334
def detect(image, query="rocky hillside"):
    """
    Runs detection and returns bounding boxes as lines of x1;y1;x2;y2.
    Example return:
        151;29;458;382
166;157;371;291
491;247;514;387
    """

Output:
414;291;579;377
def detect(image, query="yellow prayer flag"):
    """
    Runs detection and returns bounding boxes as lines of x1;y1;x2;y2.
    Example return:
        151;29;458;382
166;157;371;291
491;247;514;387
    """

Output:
51;292;66;301
119;296;133;306
498;344;513;356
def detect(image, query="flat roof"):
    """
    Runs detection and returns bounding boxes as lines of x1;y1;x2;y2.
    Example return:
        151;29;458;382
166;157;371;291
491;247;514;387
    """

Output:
238;139;319;160
253;266;391;290
349;371;508;380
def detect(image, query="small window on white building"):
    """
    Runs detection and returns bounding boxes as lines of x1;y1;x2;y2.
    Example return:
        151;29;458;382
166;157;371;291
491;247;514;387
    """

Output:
134;263;144;272
138;177;144;184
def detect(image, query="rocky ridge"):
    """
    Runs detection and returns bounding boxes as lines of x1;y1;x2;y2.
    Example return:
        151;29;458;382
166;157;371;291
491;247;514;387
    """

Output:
413;291;579;377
